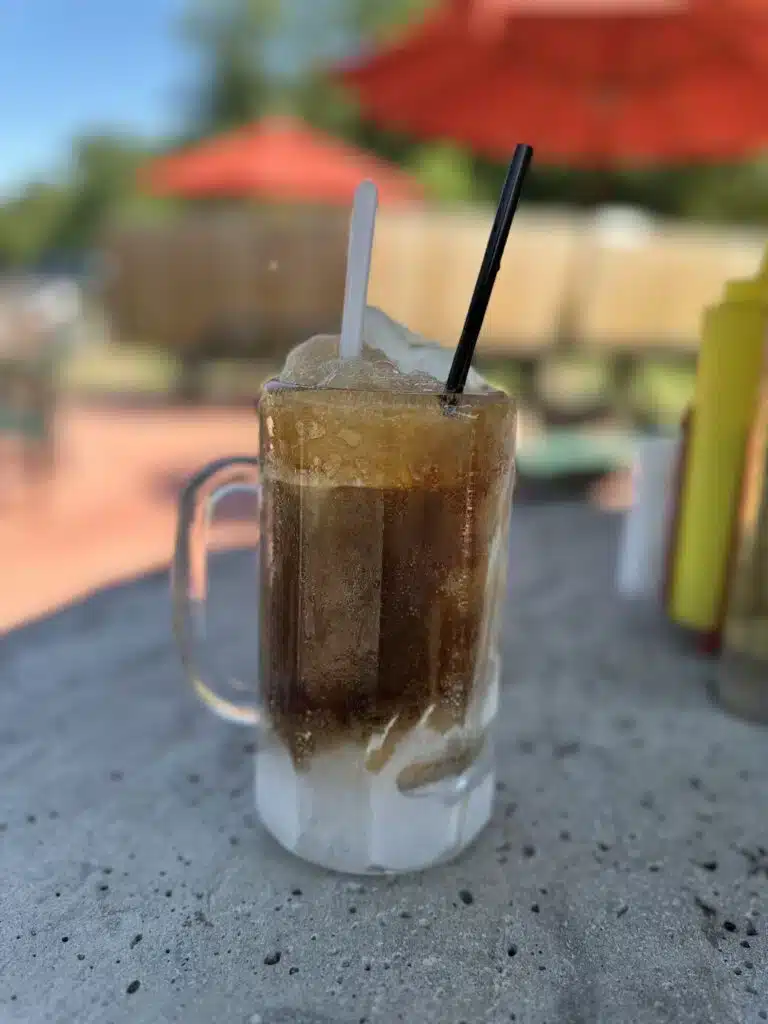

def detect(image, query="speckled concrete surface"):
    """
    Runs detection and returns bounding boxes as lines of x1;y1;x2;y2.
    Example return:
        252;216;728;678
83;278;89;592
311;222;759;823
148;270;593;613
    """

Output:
1;503;766;1024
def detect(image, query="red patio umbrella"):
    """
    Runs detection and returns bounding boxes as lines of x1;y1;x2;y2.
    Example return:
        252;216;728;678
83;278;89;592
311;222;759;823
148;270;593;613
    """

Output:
141;115;424;205
338;0;768;165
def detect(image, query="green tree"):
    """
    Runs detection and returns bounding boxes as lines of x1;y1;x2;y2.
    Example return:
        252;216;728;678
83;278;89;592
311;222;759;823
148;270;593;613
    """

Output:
177;0;438;139
50;134;148;253
408;143;478;203
284;0;440;164
342;0;439;44
0;182;69;266
0;132;152;266
681;161;768;225
180;0;280;137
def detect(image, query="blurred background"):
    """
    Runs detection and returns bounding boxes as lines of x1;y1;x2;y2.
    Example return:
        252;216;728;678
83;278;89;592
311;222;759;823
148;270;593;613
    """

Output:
2;0;768;629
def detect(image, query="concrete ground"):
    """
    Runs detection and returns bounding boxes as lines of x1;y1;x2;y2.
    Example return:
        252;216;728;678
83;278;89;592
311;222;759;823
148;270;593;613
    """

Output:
2;503;764;1024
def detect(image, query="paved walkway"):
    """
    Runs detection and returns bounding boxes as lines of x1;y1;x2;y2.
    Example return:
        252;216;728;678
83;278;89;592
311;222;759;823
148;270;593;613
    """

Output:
0;404;259;631
0;403;632;632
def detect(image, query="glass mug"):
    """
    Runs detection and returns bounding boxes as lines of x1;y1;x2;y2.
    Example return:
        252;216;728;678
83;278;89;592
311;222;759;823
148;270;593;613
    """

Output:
172;378;516;874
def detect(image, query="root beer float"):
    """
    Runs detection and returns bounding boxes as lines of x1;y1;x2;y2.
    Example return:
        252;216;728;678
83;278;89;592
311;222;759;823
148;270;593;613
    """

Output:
255;313;515;871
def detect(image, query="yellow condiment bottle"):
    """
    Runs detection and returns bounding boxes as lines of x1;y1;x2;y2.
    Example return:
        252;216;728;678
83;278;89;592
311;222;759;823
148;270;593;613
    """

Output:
716;339;768;721
668;265;768;634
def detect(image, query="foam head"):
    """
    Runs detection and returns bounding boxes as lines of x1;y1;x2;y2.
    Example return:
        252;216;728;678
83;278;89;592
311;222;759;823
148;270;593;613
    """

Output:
279;306;492;394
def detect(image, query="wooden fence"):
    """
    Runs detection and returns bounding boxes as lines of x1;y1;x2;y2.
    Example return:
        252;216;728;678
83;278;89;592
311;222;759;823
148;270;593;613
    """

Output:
100;205;765;413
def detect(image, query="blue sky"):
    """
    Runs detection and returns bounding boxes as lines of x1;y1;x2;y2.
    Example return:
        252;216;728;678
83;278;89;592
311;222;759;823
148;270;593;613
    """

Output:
0;0;358;199
0;0;194;197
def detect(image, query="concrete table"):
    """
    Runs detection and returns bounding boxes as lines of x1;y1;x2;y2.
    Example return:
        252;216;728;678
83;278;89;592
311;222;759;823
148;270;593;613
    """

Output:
1;503;766;1024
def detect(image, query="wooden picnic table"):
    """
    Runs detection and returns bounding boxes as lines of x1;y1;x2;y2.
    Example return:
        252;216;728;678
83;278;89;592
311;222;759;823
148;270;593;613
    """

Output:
1;503;766;1024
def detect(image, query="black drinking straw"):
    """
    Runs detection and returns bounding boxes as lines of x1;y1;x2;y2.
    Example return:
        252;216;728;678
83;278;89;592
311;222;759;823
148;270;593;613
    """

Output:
445;144;534;395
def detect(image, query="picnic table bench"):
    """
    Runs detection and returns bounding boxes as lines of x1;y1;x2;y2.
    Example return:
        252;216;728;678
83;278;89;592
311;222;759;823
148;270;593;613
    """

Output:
2;502;765;1023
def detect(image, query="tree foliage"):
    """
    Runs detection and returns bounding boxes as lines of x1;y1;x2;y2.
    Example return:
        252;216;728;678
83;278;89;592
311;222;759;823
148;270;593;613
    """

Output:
1;0;767;268
180;0;280;137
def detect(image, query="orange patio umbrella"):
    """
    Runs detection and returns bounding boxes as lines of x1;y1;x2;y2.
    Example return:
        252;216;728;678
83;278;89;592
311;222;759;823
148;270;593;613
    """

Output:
141;115;424;204
338;0;768;166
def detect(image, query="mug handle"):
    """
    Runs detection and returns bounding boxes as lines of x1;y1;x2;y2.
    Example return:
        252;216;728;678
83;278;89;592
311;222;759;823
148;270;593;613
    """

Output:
171;456;261;727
